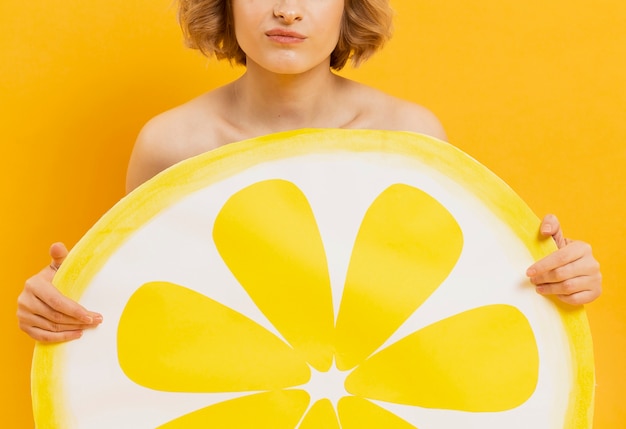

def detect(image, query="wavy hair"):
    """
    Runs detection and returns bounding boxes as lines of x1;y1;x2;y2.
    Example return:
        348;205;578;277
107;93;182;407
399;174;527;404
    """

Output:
178;0;394;70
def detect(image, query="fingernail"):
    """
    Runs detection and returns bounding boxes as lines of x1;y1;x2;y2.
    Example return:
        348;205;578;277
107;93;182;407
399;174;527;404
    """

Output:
82;316;93;324
93;315;103;323
526;268;536;277
536;286;545;294
541;225;552;234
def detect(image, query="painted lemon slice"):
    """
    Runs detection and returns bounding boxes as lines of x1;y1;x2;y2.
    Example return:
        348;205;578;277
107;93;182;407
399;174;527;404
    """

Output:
32;129;594;428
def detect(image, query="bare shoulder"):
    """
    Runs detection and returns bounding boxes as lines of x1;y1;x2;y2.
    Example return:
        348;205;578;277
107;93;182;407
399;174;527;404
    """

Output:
385;97;448;141
125;91;229;193
348;82;448;141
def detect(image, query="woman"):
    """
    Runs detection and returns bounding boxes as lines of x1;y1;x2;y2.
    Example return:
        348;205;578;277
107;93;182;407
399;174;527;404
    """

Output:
17;0;602;343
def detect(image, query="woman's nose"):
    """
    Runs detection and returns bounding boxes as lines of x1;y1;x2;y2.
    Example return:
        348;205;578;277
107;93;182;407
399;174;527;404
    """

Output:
274;0;304;24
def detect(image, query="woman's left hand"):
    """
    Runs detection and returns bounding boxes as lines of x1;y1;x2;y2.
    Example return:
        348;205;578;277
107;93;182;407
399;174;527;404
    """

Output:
526;214;602;305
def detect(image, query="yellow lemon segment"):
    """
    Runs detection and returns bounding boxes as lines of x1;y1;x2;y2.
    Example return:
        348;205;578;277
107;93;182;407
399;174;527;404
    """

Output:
156;391;310;429
213;179;335;372
118;281;310;392
298;399;341;429
345;304;539;412
338;396;420;429
334;183;463;370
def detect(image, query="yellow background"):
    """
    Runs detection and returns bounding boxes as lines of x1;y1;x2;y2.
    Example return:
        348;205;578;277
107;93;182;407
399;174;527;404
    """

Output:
1;0;624;427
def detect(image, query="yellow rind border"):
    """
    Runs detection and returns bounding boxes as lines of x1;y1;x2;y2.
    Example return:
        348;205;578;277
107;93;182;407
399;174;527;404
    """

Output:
32;129;594;428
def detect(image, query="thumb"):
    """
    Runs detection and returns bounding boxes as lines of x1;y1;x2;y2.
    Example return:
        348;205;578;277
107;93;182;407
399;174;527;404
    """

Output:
49;242;69;270
540;214;567;249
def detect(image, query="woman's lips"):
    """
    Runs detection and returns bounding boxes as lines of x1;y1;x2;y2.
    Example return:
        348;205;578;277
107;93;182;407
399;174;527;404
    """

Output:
266;29;306;44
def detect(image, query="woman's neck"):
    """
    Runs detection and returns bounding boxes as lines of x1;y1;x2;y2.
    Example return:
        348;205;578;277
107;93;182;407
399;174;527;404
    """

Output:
227;60;352;134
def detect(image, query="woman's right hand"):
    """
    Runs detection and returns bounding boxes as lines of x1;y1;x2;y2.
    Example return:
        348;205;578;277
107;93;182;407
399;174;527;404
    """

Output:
17;243;103;343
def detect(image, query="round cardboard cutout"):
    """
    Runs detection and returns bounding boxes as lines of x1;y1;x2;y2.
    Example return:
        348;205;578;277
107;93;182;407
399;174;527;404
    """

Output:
32;129;594;428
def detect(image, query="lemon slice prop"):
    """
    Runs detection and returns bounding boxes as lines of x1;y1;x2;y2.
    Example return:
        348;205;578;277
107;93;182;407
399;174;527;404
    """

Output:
32;129;593;429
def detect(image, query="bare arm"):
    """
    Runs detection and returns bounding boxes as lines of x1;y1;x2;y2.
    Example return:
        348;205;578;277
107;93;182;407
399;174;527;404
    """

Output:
18;117;178;342
125;115;186;193
385;97;448;141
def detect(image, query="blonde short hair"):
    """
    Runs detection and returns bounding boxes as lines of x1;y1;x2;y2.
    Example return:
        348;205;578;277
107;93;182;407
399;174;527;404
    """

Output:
178;0;394;70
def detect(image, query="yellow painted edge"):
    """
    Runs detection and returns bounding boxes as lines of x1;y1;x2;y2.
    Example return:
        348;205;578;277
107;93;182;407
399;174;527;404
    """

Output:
31;343;70;427
32;129;593;428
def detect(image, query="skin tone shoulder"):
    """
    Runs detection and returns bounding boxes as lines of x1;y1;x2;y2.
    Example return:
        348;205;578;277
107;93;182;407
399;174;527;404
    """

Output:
17;0;601;343
126;77;446;192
